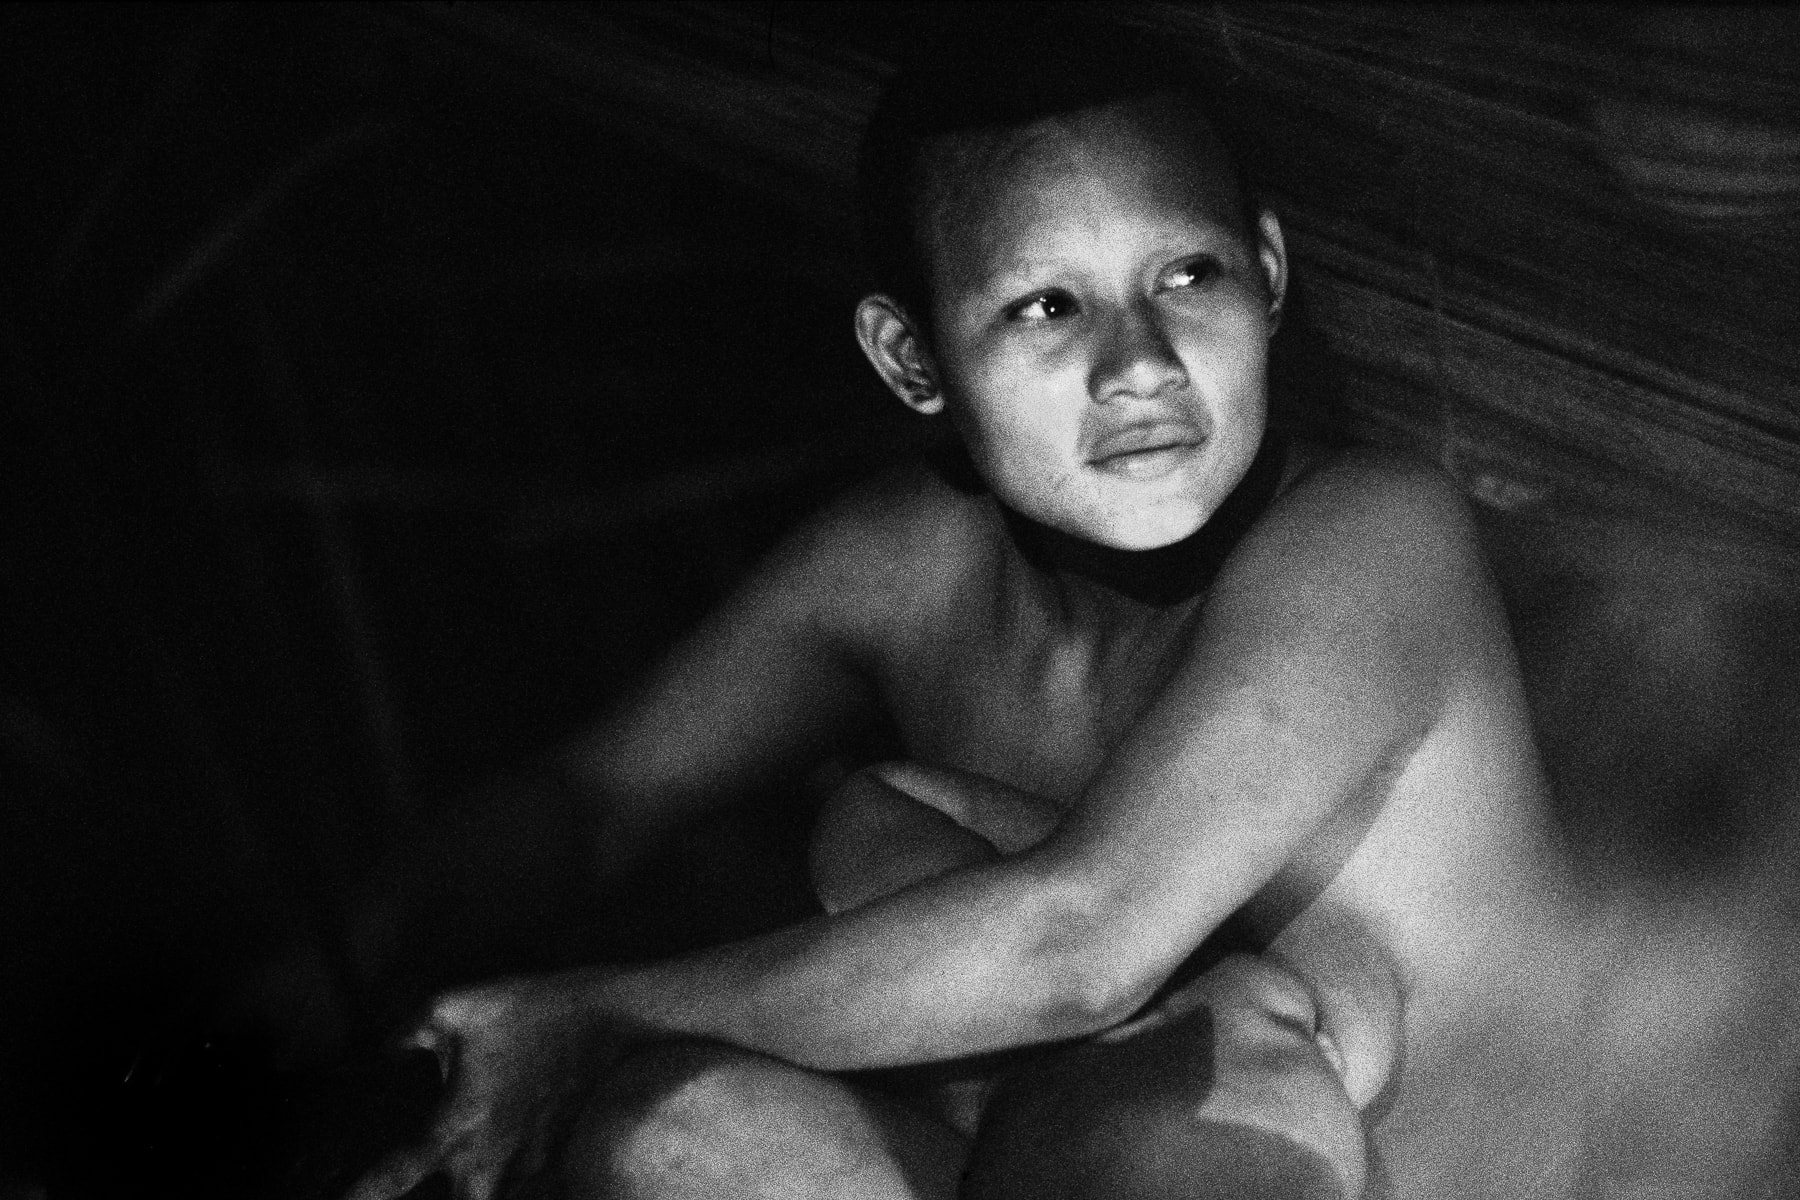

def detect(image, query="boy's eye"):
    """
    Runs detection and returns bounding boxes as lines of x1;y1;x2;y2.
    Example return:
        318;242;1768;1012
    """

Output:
1164;258;1222;290
1007;290;1079;322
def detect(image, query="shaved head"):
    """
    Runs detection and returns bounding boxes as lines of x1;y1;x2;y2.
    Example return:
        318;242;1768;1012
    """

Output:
856;7;1257;327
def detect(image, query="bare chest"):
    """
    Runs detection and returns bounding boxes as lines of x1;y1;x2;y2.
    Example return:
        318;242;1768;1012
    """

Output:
875;610;1196;809
1299;681;1569;1011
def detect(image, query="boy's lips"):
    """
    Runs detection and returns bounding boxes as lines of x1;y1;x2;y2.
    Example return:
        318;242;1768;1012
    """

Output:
1086;421;1208;477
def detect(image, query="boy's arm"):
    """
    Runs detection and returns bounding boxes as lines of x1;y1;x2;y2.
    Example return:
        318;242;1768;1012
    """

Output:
562;453;1494;1066
338;487;903;1007
554;524;888;883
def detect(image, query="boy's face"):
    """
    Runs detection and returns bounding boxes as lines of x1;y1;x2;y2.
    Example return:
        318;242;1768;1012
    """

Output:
918;98;1283;550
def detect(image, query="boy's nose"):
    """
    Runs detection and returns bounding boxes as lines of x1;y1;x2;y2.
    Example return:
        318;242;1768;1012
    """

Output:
1088;303;1188;404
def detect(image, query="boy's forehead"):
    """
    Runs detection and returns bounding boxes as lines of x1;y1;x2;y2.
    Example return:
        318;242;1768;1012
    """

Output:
916;97;1247;279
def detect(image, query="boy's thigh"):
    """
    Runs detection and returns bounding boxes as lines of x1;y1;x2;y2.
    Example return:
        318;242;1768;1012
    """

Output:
565;1039;968;1200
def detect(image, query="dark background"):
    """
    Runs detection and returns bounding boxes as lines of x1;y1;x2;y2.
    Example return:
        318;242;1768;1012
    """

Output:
5;4;1800;1196
5;5;913;1191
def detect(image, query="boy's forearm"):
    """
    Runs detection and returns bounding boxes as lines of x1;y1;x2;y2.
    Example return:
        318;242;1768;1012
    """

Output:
587;849;1134;1071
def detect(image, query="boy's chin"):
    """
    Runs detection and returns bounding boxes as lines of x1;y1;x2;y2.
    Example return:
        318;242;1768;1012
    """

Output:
1004;493;1210;551
1082;459;1258;550
1080;506;1211;551
1107;522;1205;551
987;467;1226;550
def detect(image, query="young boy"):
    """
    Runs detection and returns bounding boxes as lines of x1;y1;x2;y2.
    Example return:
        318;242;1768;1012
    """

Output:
349;17;1583;1200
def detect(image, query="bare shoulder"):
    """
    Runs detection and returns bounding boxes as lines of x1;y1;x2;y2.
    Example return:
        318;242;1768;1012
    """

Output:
1221;443;1488;608
1189;442;1504;717
749;457;998;648
1277;442;1476;547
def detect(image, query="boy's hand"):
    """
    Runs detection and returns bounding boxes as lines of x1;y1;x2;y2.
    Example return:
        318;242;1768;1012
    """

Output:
344;970;637;1200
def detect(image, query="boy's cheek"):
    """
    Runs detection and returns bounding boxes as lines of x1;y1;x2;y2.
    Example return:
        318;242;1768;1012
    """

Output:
953;366;1085;437
1175;312;1270;373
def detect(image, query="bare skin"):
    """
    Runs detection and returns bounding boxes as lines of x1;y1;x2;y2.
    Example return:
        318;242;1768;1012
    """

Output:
347;98;1583;1200
806;760;1402;1197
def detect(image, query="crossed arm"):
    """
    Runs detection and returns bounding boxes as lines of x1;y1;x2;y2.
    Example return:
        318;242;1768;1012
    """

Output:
566;457;1471;1067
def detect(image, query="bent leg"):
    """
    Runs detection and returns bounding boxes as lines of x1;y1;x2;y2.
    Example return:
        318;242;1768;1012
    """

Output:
964;999;1348;1200
810;768;997;915
809;762;1061;916
564;1039;966;1200
806;764;1065;1138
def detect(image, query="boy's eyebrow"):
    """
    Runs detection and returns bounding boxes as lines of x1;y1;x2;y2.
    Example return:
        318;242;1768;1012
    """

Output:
972;223;1243;296
979;255;1080;293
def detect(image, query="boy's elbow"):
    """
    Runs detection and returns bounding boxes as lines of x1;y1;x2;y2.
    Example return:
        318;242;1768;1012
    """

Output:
1036;949;1164;1042
1023;878;1169;1038
1050;971;1158;1041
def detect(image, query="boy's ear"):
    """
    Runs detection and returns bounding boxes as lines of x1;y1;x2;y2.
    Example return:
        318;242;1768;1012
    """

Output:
1255;209;1288;335
854;295;944;415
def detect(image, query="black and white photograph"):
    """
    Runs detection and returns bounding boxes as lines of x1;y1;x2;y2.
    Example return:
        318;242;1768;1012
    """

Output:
5;4;1800;1197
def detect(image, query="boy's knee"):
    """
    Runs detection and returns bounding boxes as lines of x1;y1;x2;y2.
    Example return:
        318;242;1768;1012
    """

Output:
809;764;997;915
563;1040;784;1198
565;1039;945;1200
819;761;928;818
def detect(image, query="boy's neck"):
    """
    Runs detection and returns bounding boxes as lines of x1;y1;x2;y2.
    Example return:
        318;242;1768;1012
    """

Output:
998;435;1290;609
